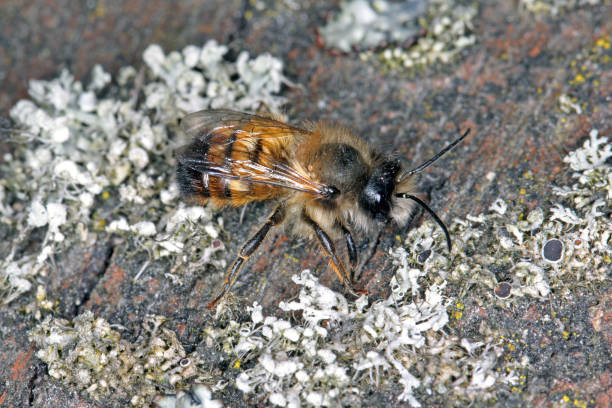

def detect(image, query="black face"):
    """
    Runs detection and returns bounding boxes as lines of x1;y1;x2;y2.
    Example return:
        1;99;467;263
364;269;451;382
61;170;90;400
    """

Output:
359;159;401;221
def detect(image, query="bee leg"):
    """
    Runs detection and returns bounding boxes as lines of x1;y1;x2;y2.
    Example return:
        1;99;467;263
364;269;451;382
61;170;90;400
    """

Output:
340;224;358;281
302;213;358;297
207;204;286;310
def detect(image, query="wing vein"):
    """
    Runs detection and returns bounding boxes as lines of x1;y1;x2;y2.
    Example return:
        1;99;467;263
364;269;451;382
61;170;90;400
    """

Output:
178;109;332;199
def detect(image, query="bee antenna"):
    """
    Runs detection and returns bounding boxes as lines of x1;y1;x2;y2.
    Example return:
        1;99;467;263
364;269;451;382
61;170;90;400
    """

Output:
395;193;452;252
404;128;470;177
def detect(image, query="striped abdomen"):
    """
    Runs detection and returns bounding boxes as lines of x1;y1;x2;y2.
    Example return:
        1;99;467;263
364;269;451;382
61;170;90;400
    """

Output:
177;130;291;207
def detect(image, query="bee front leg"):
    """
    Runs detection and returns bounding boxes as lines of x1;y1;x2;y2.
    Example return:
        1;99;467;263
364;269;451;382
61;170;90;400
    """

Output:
302;212;358;297
339;224;358;281
207;204;286;310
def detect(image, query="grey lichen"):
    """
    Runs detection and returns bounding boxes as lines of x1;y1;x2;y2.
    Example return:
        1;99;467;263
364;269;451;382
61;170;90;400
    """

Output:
377;0;477;70
29;312;220;407
6;34;611;407
519;0;603;16
154;384;223;408
319;0;428;52
320;0;477;70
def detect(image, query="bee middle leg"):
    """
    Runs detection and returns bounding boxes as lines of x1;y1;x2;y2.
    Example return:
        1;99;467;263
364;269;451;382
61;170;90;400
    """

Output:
207;204;286;310
302;212;358;297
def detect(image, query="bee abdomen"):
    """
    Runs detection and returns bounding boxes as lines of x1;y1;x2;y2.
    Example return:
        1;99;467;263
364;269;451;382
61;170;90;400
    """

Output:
177;133;282;207
177;161;210;203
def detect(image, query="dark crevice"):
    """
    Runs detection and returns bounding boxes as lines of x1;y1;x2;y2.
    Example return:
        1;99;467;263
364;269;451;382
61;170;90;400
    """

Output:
226;0;250;47
27;363;41;406
237;0;250;33
75;242;115;316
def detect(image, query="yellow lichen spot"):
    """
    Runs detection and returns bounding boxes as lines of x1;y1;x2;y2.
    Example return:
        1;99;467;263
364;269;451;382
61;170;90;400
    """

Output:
35;285;47;303
561;117;566;123
537;87;542;94
91;4;106;18
570;60;576;67
456;302;464;310
102;191;110;199
573;399;587;408
595;37;610;49
573;73;586;84
452;310;463;320
233;360;241;369
523;171;533;179
395;235;401;241
510;386;521;393
603;254;611;263
563;331;570;340
283;254;299;263
94;219;106;231
507;343;516;352
562;395;570;402
244;10;253;19
519;188;526;195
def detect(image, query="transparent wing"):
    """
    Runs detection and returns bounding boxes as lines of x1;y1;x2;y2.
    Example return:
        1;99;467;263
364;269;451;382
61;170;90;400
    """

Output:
182;109;307;144
178;110;335;198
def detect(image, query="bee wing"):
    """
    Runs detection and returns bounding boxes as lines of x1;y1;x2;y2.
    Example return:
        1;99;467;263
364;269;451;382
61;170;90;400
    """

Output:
178;110;335;198
182;109;305;143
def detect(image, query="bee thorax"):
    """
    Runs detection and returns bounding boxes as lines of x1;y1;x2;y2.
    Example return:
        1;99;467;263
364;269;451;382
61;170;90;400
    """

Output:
310;143;369;194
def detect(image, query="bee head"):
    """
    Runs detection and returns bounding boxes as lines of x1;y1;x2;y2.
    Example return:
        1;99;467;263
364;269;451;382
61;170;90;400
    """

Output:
358;159;401;222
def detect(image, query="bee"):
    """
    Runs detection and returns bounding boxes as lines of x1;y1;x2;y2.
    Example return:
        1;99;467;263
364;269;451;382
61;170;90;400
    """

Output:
177;109;469;309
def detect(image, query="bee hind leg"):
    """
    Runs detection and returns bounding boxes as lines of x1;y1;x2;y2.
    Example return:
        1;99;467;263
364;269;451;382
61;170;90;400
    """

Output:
302;212;359;297
207;204;286;310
